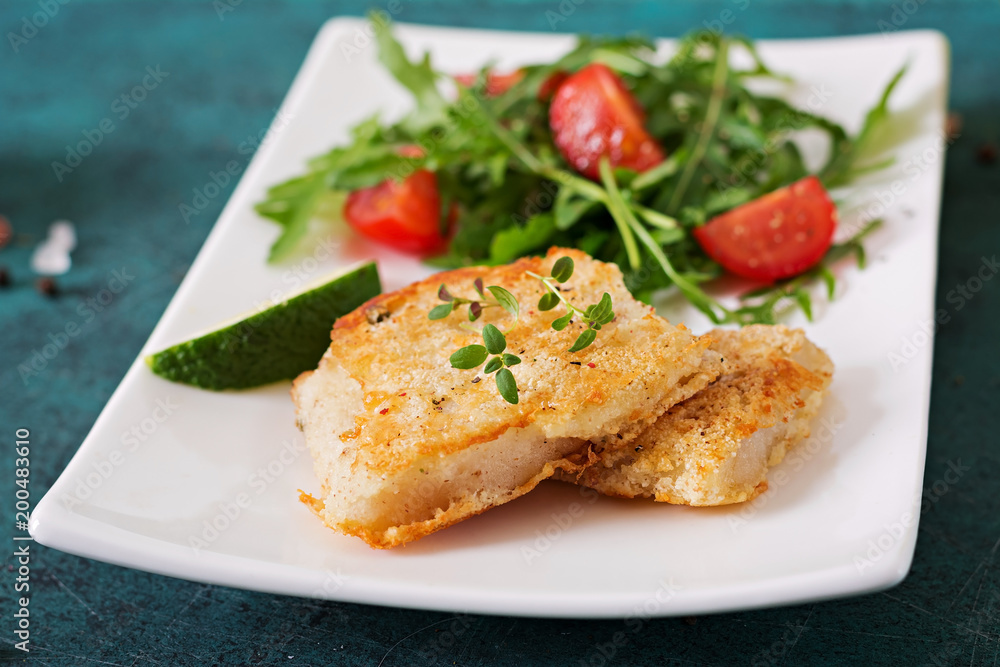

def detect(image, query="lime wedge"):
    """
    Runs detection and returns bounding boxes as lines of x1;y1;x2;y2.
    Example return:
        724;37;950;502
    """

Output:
146;261;380;390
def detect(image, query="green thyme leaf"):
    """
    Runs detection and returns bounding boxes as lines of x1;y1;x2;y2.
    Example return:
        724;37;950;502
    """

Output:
438;284;454;302
495;368;519;404
473;278;486;299
538;292;560;311
484;356;503;375
487;286;519;320
469;301;483;321
552;312;573;331
591;293;614;324
550;256;575;283
450;345;488;369
569;328;597;352
482;323;507;355
429;303;454;320
502;353;521;367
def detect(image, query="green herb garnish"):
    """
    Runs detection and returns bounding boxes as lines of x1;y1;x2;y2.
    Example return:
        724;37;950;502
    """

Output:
433;256;613;404
527;256;614;352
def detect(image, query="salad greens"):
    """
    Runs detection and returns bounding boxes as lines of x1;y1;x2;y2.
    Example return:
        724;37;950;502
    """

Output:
255;20;904;325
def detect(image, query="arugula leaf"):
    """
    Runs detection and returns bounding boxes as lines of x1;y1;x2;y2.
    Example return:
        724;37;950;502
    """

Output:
256;172;330;263
553;188;598;230
254;171;326;228
731;219;883;324
488;213;556;263
821;65;908;187
374;19;449;133
255;21;902;325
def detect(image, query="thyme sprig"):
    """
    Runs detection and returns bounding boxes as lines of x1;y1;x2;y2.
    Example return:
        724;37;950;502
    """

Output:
430;256;614;404
449;323;520;403
429;277;519;332
527;256;615;352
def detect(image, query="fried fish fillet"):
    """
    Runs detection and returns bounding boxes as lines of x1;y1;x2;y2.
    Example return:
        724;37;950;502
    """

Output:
558;325;833;506
292;248;722;548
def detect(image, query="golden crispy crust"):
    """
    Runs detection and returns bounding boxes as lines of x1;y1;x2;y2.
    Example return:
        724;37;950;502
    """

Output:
561;325;833;506
293;248;721;548
298;247;712;476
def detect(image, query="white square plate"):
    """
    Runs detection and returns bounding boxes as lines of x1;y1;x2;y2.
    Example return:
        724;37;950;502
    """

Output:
31;19;949;618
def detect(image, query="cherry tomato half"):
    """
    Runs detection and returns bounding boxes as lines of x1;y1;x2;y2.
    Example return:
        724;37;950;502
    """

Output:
343;169;449;255
548;63;665;180
453;71;524;97
693;176;838;282
453;69;567;101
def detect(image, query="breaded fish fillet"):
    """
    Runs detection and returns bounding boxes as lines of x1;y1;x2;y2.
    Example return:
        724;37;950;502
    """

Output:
292;248;722;548
558;325;833;506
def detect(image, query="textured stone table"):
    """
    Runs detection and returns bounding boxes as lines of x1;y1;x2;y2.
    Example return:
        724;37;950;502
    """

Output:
2;0;999;664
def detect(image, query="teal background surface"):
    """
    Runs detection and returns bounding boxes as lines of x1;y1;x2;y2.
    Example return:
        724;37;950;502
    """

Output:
2;0;999;664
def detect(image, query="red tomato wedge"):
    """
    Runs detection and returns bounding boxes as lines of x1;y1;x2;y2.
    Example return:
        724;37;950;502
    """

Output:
396;144;425;159
453;71;524;97
343;170;449;255
549;63;665;180
537;70;569;101
453;69;567;100
693;176;838;282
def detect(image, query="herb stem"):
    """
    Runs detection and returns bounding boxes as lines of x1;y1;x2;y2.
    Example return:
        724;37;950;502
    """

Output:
627;214;730;324
475;99;548;173
485;122;680;244
525;270;584;315
601;159;730;323
667;37;730;214
591;48;650;76
597;157;642;269
633;204;679;230
541;167;608;202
